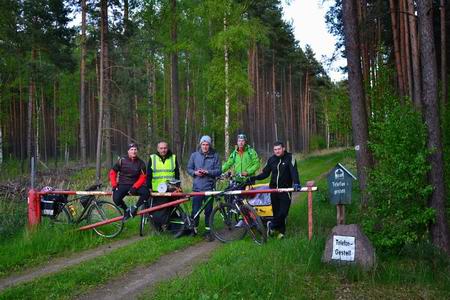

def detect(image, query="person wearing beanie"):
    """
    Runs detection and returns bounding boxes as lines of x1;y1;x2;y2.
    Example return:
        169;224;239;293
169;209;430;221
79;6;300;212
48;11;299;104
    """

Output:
187;135;221;241
222;133;260;178
109;143;150;221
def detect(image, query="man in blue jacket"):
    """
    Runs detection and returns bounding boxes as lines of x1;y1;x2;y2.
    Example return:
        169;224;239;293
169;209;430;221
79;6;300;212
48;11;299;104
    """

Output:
187;135;221;240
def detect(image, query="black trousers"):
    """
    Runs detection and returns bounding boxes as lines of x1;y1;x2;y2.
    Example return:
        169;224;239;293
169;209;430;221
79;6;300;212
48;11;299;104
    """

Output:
191;195;213;229
112;184;150;211
270;192;291;234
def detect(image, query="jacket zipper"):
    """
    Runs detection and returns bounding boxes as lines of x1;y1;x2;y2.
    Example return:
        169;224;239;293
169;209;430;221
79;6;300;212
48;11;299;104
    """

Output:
276;159;281;188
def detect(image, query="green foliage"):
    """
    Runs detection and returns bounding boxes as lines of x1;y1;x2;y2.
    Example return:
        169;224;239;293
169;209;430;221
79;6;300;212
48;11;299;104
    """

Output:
309;134;326;151
321;82;351;147
364;98;434;251
149;150;450;299
57;72;79;147
0;199;27;241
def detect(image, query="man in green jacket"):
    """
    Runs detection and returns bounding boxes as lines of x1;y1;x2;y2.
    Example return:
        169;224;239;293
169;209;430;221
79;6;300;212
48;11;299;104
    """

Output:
222;134;260;179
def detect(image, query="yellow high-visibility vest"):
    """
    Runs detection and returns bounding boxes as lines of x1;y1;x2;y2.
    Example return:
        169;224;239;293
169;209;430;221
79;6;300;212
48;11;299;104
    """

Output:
150;154;176;191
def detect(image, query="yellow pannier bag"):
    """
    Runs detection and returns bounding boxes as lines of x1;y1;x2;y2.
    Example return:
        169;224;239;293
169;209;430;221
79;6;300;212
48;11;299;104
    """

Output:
246;184;273;217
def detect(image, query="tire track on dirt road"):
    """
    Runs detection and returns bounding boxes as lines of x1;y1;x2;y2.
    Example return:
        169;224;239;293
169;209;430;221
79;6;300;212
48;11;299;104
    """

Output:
0;236;141;291
76;240;220;300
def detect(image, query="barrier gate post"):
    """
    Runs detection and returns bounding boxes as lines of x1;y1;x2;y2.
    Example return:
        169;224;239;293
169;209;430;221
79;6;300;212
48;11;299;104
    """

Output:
307;181;315;240
28;189;41;228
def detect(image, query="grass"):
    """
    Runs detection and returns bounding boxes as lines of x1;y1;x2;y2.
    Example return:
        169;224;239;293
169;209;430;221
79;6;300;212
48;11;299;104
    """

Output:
144;149;450;299
0;198;27;241
0;234;199;300
1;149;449;299
0;167;144;278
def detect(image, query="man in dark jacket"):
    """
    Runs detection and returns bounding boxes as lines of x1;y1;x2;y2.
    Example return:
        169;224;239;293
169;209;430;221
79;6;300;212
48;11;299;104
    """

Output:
146;141;180;230
109;143;149;221
187;135;221;240
250;141;301;239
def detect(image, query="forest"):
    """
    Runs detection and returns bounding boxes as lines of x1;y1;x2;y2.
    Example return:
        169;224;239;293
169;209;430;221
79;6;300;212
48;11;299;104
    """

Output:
0;0;449;253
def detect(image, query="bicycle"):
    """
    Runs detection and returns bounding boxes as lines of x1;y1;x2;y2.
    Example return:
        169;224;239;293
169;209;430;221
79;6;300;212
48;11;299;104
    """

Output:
51;184;124;238
209;174;267;245
140;179;188;238
139;177;227;238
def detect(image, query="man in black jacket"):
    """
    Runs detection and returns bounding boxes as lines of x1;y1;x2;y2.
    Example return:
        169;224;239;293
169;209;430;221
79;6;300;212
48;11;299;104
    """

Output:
250;141;301;239
109;143;149;221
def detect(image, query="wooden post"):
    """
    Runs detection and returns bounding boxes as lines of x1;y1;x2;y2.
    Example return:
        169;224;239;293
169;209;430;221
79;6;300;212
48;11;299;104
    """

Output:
307;180;314;240
337;204;345;225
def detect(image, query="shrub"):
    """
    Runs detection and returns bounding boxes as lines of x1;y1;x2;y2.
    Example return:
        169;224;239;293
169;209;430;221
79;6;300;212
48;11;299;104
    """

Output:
363;101;434;251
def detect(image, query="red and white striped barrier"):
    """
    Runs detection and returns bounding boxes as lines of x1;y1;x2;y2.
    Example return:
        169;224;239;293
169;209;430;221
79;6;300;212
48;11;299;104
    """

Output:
28;181;317;239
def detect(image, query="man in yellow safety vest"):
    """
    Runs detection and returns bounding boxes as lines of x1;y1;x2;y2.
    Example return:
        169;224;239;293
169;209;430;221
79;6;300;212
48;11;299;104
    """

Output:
146;141;180;230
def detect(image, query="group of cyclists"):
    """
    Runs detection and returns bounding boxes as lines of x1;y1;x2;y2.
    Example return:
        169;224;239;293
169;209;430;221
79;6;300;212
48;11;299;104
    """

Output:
109;133;301;240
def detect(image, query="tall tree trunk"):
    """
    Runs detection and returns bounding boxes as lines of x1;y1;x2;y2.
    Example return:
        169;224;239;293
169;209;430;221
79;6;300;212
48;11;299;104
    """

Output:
182;58;191;161
124;0;134;145
40;87;47;162
146;59;155;146
27;48;37;164
441;0;447;107
342;0;373;207
272;52;278;141
0;95;3;165
288;64;295;151
402;0;413;100
53;81;58;168
224;15;230;157
102;0;112;169
96;0;109;182
407;0;422;108
79;0;87;165
417;0;450;254
389;0;406;96
170;0;181;155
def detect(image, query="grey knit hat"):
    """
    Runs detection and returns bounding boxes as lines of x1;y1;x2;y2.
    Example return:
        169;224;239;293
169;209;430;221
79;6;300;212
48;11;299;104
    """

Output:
199;135;212;145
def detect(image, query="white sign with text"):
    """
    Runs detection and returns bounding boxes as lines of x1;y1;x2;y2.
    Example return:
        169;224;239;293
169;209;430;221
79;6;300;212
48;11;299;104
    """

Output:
332;235;355;261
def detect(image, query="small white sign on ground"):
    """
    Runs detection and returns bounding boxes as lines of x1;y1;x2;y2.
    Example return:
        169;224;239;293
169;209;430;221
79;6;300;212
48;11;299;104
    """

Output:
332;235;355;261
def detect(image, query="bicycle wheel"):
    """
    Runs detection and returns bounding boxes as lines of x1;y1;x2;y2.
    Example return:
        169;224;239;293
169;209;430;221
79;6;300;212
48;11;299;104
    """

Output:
87;200;124;238
210;202;247;243
241;204;266;245
164;206;187;238
52;205;72;224
140;213;160;237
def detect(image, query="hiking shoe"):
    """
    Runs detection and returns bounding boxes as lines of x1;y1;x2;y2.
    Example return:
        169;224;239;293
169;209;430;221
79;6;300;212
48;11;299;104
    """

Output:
203;230;214;242
123;205;137;222
234;220;245;228
277;233;285;240
266;221;273;237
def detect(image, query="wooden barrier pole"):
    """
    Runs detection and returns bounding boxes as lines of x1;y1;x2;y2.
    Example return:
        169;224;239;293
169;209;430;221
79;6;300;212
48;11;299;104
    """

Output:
307;181;315;240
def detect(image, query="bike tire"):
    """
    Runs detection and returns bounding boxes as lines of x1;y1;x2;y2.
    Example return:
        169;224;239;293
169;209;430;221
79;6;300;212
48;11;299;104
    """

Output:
241;204;266;245
52;205;72;224
164;206;187;238
210;202;247;243
139;213;160;237
87;201;124;238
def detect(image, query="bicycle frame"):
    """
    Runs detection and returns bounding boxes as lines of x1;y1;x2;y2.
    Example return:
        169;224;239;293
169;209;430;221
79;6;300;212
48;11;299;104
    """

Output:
59;195;96;224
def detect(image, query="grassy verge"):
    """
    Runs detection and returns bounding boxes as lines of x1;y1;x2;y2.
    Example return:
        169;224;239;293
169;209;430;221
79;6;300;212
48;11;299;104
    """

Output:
145;150;450;299
0;167;142;278
0;234;200;300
